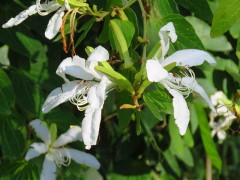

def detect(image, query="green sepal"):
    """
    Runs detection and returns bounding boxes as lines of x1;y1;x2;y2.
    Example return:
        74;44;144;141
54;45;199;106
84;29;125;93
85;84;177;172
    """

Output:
56;0;88;8
49;123;57;143
95;66;135;94
164;62;176;71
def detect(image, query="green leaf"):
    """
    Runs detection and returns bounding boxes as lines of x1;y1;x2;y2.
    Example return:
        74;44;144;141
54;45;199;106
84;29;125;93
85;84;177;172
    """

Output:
163;149;181;176
143;87;172;120
155;0;179;18
109;19;134;68
195;103;222;171
237;34;240;60
95;66;135;94
211;0;240;37
75;17;95;48
161;14;204;50
0;45;10;67
230;22;240;39
108;173;151;180
189;103;199;134
0;27;47;61
0;69;15;115
183;128;194;148
186;16;232;51
0;115;25;159
11;71;41;115
116;91;133;128
175;0;213;21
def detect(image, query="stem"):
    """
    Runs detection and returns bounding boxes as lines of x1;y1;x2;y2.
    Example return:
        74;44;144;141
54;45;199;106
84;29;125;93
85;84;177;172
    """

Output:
206;157;212;180
138;0;147;63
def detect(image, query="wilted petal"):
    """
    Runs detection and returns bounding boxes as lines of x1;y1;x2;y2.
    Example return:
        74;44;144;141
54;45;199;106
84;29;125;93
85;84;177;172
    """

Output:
42;80;85;113
167;88;190;135
87;46;109;62
159;22;177;57
56;56;95;82
45;7;65;39
61;148;100;169
146;59;168;82
2;5;37;28
161;49;216;67
53;126;82;147
41;154;57;180
181;77;216;113
25;142;47;161
30;120;51;144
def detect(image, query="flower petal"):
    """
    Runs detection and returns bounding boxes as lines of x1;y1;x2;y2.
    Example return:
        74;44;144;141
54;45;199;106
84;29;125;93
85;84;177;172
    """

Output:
82;78;108;149
161;49;216;67
42;80;86;113
25;142;47;161
2;5;37;28
167;88;190;135
61;148;100;169
41;154;57;180
181;77;216;113
45;7;65;39
210;91;226;106
56;56;95;82
30;120;51;144
146;59;168;82
159;22;177;57
87;46;109;62
53;126;82;147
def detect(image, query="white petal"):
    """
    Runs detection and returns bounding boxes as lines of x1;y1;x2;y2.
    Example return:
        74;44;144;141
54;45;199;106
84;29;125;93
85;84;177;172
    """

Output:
167;88;190;135
146;59;168;82
2;5;37;28
42;80;85;113
87;46;109;62
41;154;57;180
30;120;51;144
53;126;82;147
25;142;47;161
217;131;226;141
82;79;107;149
56;56;95;81
161;49;216;67
181;77;216;113
62;148;100;169
45;7;65;39
159;22;177;57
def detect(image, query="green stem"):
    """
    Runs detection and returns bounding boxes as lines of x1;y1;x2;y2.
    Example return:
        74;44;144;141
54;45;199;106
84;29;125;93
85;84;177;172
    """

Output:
138;0;147;63
136;79;151;98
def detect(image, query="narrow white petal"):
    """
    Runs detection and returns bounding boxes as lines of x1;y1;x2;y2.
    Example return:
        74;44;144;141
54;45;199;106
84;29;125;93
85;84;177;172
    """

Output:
168;88;190;135
159;22;177;57
56;56;95;81
41;154;57;180
181;77;216;113
146;60;168;82
87;46;109;62
42;81;85;113
25;142;47;161
30;120;51;144
82;79;107;149
53;126;82;147
62;148;100;169
2;5;37;28
45;7;65;39
161;49;216;67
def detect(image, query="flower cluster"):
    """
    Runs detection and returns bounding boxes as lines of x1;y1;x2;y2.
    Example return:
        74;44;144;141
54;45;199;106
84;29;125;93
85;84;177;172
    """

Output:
209;91;237;142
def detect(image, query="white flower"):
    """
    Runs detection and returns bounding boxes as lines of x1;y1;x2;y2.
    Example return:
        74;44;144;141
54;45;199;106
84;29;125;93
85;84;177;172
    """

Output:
42;46;113;149
2;0;70;39
25;119;100;180
209;91;236;142
146;22;216;135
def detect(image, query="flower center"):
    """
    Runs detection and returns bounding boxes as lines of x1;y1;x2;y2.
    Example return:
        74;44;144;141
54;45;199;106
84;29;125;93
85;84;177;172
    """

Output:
69;81;94;111
49;147;71;167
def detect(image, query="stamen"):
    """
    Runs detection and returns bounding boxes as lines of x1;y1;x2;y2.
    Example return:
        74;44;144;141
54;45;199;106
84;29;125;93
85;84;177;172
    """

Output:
50;148;71;167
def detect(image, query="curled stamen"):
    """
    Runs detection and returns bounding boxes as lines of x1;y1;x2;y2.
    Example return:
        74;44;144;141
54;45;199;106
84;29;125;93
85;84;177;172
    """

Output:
36;0;62;16
50;148;71;167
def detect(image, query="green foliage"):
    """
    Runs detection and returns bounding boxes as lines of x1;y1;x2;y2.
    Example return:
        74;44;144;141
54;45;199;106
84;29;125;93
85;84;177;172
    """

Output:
0;0;239;179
